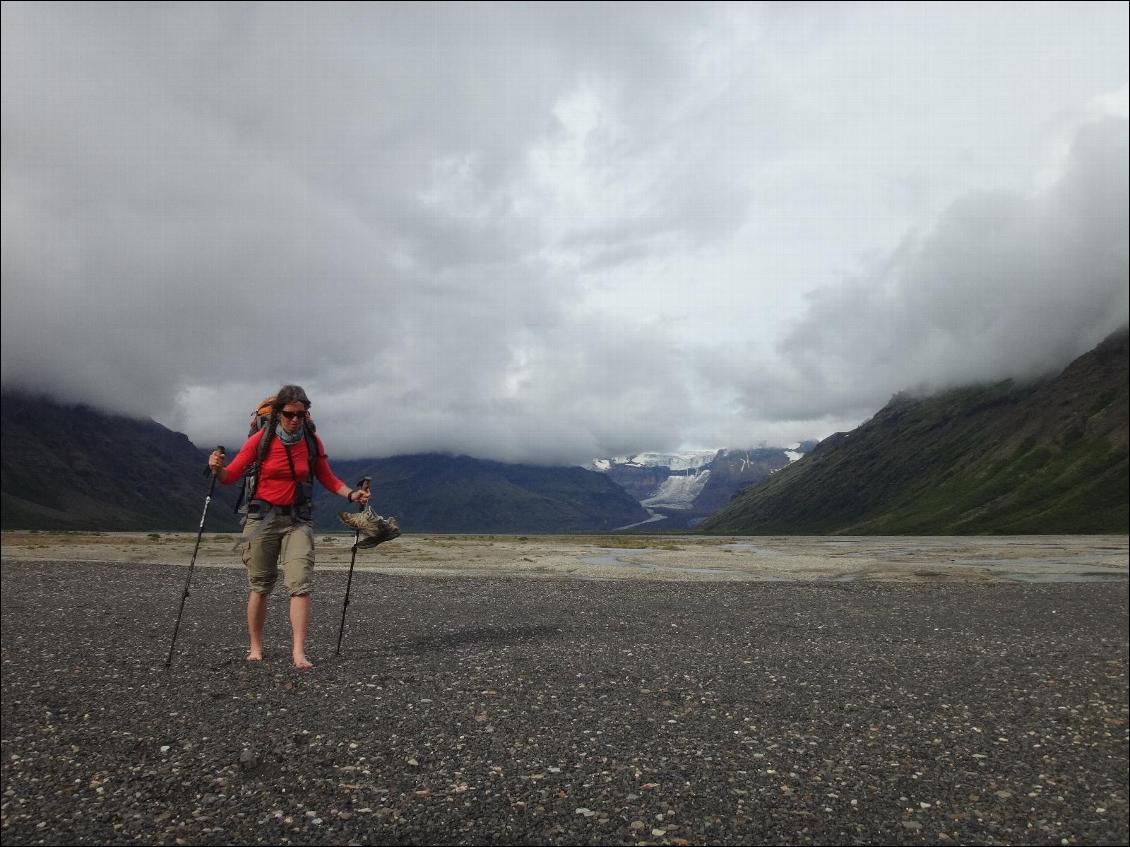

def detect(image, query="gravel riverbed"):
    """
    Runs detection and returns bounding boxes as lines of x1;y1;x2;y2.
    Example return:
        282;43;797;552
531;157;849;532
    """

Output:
2;558;1127;845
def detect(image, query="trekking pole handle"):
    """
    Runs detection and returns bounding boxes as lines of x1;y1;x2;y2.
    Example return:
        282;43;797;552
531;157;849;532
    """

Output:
203;445;226;477
355;476;371;511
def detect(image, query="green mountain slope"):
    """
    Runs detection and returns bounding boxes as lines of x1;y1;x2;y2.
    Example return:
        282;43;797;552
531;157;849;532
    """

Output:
701;328;1129;535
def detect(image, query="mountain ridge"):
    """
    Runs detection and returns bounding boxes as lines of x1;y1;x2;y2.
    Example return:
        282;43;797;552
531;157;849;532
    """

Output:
701;327;1129;535
0;392;647;533
5;328;1124;535
0;391;244;532
588;446;815;530
313;452;648;534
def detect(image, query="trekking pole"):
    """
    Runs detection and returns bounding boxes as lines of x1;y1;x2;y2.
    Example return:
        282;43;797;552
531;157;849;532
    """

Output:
336;476;371;656
165;446;224;667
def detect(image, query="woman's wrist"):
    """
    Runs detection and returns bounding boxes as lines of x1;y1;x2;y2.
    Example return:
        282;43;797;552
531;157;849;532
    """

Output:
346;488;357;502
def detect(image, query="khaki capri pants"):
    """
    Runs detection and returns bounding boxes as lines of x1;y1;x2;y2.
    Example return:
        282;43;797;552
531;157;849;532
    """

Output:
240;511;316;596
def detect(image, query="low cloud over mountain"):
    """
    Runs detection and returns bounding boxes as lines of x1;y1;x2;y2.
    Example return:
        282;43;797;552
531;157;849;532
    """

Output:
3;5;1126;463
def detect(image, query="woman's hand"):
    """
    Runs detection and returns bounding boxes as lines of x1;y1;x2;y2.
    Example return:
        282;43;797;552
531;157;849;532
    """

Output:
208;449;225;476
350;488;371;506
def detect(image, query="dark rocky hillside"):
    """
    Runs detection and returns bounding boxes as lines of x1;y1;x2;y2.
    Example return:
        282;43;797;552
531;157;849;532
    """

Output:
691;447;815;516
702;327;1129;535
315;454;649;534
1;392;243;531
1;393;647;533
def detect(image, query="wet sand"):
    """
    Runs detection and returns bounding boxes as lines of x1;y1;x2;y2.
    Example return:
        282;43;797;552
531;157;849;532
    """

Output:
1;531;1126;583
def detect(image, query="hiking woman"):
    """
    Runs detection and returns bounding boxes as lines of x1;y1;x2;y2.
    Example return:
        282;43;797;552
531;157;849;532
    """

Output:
208;385;369;669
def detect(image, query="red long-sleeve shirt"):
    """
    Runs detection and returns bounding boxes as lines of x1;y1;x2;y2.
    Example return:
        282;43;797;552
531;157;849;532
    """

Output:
219;430;346;506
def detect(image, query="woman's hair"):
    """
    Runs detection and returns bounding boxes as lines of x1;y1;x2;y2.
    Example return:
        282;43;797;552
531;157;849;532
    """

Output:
264;385;312;437
273;385;311;411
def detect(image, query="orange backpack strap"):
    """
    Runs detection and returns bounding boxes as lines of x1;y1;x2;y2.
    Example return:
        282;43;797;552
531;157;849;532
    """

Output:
239;399;277;510
248;397;274;433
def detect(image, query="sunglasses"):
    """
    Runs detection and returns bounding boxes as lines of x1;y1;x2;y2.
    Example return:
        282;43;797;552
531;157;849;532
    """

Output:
279;410;307;421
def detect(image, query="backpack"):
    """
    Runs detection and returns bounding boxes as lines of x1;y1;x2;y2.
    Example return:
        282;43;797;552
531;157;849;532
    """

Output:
234;396;321;518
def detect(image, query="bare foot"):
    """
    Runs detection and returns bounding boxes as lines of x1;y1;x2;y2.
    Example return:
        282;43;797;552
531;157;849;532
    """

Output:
292;655;314;669
246;649;263;661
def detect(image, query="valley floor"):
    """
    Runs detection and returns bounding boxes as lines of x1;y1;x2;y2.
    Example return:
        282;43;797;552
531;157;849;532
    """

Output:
1;559;1127;845
1;531;1127;583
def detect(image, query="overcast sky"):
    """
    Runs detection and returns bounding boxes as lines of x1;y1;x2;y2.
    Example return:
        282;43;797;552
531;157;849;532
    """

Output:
3;2;1127;463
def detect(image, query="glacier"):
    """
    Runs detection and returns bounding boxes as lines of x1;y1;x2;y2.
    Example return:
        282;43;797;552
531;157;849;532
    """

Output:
591;444;812;529
588;450;718;473
641;469;712;509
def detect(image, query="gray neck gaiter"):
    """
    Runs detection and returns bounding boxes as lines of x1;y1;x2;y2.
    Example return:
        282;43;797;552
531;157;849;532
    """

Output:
276;423;303;445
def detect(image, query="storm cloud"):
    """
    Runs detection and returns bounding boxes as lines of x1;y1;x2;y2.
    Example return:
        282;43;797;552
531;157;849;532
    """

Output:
725;115;1130;425
3;3;1127;463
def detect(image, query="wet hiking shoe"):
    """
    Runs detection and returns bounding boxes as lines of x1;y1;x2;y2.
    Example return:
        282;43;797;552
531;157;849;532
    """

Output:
338;506;401;548
354;526;400;549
